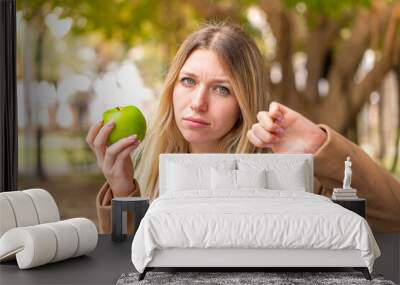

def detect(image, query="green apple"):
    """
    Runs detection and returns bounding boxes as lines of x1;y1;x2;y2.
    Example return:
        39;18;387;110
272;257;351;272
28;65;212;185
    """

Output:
102;105;147;145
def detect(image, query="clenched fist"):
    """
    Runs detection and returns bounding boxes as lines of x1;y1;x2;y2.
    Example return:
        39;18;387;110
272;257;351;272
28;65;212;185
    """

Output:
247;101;327;154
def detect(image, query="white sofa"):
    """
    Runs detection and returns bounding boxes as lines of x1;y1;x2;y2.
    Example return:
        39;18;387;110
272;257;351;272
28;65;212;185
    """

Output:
0;189;98;269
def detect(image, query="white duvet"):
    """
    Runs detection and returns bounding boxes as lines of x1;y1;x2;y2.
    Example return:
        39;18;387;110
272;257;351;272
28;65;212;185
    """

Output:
131;189;380;273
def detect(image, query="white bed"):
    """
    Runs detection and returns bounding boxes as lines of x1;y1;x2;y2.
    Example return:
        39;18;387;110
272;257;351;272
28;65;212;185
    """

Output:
130;154;380;280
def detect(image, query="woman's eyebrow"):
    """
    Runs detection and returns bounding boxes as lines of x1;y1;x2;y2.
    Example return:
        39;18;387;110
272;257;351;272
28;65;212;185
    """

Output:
180;71;198;78
180;71;230;84
213;79;231;84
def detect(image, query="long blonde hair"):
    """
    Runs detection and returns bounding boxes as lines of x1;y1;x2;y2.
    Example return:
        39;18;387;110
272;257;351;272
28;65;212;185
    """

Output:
133;22;270;199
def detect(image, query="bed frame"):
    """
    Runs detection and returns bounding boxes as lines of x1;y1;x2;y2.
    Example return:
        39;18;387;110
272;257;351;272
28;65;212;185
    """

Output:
138;154;372;281
139;248;371;280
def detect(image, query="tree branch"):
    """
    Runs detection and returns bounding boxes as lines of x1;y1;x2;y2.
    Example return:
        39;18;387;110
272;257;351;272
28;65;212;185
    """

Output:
332;8;372;80
350;3;400;117
260;0;297;105
305;17;341;102
316;2;396;132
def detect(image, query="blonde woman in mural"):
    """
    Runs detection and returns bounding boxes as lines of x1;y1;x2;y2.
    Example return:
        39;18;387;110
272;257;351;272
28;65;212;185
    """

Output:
86;22;400;234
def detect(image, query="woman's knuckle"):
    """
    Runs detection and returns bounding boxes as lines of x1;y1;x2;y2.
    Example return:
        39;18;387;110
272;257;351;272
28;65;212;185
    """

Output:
105;147;115;156
256;112;262;121
246;131;251;139
255;124;266;135
93;140;102;148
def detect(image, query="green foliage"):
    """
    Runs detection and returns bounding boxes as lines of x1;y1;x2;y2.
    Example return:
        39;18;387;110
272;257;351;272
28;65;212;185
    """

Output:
17;0;257;49
283;0;372;15
283;0;372;28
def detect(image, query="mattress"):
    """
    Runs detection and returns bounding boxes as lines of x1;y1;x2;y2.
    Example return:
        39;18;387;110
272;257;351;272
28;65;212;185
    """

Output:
131;189;380;273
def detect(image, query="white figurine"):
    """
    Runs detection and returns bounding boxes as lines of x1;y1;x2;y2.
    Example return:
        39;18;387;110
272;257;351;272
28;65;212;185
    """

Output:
343;156;352;189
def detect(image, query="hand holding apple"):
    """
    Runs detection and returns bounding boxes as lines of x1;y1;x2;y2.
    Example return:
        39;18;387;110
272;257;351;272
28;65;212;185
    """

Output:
102;105;147;146
246;101;327;154
85;105;147;197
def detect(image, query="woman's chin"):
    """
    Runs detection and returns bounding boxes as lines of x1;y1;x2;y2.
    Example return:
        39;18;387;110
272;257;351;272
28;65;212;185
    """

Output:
183;136;207;144
180;131;207;144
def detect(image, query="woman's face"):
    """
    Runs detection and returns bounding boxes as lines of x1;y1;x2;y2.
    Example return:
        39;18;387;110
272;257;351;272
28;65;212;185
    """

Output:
173;49;241;152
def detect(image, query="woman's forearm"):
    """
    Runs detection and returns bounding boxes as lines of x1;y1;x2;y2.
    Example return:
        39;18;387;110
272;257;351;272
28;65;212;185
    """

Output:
314;124;400;233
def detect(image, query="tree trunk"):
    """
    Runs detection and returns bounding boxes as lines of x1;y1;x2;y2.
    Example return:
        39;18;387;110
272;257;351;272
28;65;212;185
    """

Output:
391;66;400;173
22;21;34;177
34;28;46;180
378;87;386;160
347;118;359;145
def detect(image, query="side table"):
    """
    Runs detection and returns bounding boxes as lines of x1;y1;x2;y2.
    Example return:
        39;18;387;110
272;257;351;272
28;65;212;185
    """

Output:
112;197;149;242
332;198;366;218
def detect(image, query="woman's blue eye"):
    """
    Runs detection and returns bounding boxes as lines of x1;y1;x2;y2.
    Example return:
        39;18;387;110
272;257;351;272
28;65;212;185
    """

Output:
181;77;195;86
215;85;230;96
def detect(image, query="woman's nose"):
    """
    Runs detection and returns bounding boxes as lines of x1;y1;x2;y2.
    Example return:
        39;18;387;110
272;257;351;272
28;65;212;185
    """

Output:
191;85;208;112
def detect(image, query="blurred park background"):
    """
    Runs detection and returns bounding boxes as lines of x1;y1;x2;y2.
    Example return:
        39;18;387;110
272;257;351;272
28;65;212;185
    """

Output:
16;0;400;229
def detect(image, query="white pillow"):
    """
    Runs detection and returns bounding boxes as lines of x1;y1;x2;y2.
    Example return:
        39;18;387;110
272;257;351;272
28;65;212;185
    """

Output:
236;169;267;189
211;168;268;190
267;166;307;191
237;159;308;191
167;160;235;192
211;168;236;190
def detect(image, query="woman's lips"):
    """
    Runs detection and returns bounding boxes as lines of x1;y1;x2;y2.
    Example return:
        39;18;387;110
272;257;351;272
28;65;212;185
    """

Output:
183;118;209;128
